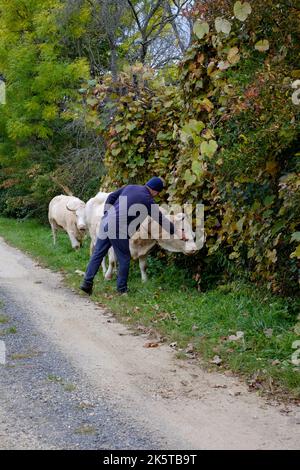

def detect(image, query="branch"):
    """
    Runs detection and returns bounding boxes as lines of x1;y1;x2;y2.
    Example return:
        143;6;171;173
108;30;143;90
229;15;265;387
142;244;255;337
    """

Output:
50;176;73;196
145;0;189;40
143;0;165;32
126;0;143;32
164;1;187;53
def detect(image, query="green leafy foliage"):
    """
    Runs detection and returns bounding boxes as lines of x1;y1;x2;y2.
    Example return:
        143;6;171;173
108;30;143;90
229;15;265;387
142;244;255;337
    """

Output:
233;1;252;22
0;0;101;219
193;21;209;39
215;17;232;35
254;39;270;52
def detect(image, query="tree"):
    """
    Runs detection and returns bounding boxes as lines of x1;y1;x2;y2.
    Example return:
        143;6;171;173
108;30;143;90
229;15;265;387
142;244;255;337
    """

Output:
0;0;101;218
125;0;194;65
84;0;128;80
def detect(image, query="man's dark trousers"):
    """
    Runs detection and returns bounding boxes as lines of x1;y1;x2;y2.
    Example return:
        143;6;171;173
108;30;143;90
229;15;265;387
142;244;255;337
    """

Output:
84;235;130;293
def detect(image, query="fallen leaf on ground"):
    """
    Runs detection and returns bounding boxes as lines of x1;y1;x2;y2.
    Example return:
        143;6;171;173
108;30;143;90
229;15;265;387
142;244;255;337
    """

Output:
75;270;85;276
104;294;113;300
272;359;280;365
264;328;273;338
248;372;263;390
211;355;222;365
136;325;147;332
144;342;160;348
224;370;233;377
147;328;161;340
185;343;194;354
280;408;292;415
228;331;244;341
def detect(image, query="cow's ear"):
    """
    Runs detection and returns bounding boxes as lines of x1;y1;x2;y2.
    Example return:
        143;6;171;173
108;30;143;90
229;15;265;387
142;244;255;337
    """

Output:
66;199;80;212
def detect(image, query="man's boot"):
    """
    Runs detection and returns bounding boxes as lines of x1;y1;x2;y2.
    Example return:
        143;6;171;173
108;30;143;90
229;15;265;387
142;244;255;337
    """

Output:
117;287;128;295
80;280;93;295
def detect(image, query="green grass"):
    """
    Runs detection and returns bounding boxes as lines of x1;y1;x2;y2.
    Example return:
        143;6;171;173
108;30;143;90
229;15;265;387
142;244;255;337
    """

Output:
0;216;299;399
74;425;97;435
10;352;37;360
0;326;17;336
47;374;76;392
47;374;63;383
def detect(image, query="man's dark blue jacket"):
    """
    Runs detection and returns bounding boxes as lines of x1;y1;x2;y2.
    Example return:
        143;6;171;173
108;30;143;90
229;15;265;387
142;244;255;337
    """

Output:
103;184;175;239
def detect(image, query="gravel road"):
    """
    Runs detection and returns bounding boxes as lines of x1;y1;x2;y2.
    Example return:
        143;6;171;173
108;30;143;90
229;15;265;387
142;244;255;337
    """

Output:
0;289;161;450
0;237;299;450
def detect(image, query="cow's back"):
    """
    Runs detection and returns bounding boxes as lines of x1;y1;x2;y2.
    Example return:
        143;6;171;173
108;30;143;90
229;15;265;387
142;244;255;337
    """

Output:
48;195;75;230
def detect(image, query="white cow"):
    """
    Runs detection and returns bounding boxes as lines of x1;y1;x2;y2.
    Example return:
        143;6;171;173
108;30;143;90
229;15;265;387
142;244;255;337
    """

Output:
85;191;110;255
129;211;197;281
85;191;198;282
85;191;114;274
48;195;87;249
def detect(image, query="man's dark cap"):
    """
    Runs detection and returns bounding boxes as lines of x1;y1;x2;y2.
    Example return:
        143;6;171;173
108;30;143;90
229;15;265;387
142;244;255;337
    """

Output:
146;177;164;193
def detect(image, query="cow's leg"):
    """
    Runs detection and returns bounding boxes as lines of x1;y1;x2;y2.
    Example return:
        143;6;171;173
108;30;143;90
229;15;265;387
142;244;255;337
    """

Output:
67;231;80;250
139;255;148;282
79;233;85;248
50;221;57;246
90;239;95;256
104;248;115;280
101;257;107;276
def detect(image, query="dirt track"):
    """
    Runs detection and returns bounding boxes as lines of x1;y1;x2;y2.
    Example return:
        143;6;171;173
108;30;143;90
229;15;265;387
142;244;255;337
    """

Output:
0;237;299;449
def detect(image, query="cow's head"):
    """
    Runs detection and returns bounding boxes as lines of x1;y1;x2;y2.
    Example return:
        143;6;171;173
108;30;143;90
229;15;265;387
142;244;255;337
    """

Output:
158;213;198;255
66;198;87;232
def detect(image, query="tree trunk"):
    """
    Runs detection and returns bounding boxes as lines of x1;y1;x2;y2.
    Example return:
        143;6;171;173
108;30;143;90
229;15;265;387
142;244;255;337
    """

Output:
140;40;148;64
165;1;186;54
110;43;118;83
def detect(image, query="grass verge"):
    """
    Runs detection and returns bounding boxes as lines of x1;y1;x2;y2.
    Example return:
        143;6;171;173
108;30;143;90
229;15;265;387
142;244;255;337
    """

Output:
0;216;299;400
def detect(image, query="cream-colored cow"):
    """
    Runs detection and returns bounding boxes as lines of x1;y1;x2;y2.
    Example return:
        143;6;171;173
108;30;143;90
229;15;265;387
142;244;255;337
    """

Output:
85;191;110;255
85;191;197;281
85;191;114;275
48;195;86;249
